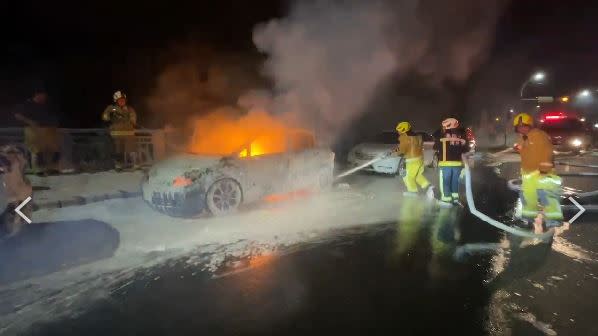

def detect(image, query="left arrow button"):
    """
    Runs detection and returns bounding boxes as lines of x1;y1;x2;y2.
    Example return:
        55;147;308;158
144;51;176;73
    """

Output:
15;196;32;224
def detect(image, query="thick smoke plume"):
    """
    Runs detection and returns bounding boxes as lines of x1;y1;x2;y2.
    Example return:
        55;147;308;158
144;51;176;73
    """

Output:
251;0;508;144
145;46;265;128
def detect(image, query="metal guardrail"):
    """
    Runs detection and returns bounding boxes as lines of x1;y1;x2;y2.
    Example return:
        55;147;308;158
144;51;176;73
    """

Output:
0;127;182;170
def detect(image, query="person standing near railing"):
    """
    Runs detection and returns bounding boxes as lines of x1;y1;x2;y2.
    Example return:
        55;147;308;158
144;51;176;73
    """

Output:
13;85;61;175
102;90;137;169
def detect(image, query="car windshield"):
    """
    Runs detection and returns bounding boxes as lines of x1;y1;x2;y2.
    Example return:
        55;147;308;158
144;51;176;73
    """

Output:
540;118;584;131
370;132;398;144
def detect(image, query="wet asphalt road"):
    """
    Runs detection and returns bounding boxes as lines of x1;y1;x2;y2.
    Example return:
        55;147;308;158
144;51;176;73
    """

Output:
13;154;598;335
25;211;497;336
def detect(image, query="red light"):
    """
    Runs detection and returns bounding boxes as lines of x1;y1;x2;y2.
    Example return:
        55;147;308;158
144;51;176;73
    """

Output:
541;111;571;122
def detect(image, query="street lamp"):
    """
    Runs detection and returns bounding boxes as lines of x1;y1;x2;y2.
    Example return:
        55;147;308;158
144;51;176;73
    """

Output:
578;89;591;98
532;72;545;82
520;71;546;99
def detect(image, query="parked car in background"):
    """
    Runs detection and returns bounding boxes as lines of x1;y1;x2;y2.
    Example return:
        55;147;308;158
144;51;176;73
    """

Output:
347;131;436;175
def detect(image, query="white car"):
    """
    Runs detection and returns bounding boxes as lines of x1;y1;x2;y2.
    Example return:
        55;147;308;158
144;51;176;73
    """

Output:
347;131;436;175
142;129;335;217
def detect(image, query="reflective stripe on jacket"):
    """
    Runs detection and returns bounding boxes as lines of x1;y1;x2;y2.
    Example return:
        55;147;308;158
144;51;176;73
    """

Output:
436;128;467;166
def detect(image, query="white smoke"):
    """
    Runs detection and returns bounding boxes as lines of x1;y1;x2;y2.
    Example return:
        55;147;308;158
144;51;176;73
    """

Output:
249;0;508;144
252;0;398;144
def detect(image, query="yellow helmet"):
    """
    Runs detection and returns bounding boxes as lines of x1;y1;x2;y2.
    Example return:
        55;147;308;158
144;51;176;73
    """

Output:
513;113;533;127
396;121;411;133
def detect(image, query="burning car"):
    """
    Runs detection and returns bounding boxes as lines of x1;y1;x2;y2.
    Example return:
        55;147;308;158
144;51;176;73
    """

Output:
142;127;334;217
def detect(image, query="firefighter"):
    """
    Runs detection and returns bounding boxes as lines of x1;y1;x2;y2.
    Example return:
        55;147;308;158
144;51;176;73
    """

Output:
513;113;563;233
102;90;138;168
435;118;468;206
14;86;61;174
395;121;434;198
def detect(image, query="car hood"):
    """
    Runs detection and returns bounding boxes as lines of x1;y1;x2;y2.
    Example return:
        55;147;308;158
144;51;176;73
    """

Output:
351;143;396;154
150;153;223;176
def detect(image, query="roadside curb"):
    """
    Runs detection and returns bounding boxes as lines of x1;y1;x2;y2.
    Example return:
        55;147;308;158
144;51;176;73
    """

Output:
34;190;142;210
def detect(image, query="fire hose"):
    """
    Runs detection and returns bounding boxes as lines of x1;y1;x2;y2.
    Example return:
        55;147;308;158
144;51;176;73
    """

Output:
334;151;395;180
462;153;554;239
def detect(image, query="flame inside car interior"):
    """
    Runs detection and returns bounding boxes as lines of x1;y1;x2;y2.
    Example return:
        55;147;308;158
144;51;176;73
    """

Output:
187;110;314;158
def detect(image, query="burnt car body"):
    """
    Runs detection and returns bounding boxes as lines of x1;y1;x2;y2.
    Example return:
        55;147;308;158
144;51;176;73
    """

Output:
142;129;335;217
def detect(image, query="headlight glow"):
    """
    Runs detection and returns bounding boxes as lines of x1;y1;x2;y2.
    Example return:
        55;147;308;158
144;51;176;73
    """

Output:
571;138;583;147
172;176;193;187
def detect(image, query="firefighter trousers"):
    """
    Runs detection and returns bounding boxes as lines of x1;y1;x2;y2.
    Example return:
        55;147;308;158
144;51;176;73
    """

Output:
520;170;563;225
439;165;463;202
402;157;430;193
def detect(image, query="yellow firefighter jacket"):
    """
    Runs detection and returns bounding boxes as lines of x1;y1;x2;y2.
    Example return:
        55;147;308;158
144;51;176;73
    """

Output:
517;128;554;174
102;105;137;136
397;133;424;159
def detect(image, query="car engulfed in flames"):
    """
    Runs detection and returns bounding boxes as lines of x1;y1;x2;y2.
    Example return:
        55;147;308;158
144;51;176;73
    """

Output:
142;112;335;217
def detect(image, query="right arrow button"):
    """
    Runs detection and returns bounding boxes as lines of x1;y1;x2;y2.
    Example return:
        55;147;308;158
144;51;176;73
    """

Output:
567;197;586;224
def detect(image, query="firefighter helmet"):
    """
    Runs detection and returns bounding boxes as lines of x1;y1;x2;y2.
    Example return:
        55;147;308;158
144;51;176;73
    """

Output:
113;90;127;102
396;121;412;134
442;118;459;130
513;113;533;127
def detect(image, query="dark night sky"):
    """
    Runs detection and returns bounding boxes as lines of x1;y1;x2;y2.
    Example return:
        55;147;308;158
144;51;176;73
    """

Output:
1;0;598;127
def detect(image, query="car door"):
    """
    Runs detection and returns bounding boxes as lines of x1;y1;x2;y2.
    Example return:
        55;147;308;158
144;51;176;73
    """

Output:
234;143;291;202
286;131;334;191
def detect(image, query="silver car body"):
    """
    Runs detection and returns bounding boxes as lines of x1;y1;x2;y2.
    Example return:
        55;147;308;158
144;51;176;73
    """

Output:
142;136;335;217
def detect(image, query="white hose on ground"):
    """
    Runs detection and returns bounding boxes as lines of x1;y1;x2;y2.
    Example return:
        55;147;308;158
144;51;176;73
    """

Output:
334;152;394;180
462;153;554;239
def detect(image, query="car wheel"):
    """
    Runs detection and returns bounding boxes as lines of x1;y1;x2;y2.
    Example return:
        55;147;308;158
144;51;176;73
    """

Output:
206;178;243;216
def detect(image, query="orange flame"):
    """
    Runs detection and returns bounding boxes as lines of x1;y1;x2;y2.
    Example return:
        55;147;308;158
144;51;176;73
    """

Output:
188;109;314;157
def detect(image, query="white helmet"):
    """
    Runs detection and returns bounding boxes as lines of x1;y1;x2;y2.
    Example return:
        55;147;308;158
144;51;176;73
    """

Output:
442;118;459;130
113;90;126;102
